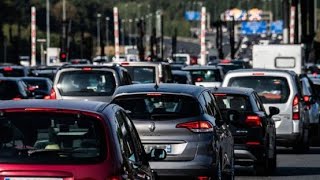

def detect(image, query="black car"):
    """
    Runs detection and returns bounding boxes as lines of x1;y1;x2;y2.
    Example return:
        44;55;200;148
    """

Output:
211;87;279;175
29;65;61;81
21;77;53;99
112;84;234;179
0;100;166;179
0;77;32;100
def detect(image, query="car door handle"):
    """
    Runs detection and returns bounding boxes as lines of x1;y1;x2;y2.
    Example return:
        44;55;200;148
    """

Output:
272;117;281;121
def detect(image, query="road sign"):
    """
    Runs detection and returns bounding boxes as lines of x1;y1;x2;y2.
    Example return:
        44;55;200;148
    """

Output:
241;21;267;35
184;11;201;21
270;20;283;34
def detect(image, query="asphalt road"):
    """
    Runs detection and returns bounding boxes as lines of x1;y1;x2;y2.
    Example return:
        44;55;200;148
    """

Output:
236;147;320;180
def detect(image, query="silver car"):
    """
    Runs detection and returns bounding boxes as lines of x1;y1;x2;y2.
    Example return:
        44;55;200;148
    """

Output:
112;84;234;179
222;69;310;152
53;64;132;102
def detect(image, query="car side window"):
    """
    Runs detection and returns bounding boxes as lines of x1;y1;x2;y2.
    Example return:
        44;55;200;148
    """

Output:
115;111;139;163
203;91;216;116
199;94;208;114
123;70;132;85
254;92;265;112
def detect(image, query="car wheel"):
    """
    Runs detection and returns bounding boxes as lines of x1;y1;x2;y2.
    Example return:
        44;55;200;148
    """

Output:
211;156;222;180
293;128;310;153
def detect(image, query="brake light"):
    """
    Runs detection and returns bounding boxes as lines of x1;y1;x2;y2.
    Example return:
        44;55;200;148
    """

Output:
82;67;92;71
196;77;203;82
176;121;213;133
246;141;261;146
106;176;121;180
12;96;22;100
252;72;264;76
197;176;209;180
121;62;129;66
213;93;227;96
44;89;56;99
303;95;310;103
245;115;262;127
3;67;13;71
292;95;300;120
147;93;162;96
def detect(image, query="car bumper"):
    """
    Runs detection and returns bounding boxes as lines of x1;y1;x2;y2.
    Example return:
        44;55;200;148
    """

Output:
150;155;215;177
234;144;264;166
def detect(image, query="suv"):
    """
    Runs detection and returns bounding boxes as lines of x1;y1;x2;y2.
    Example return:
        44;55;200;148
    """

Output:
0;100;166;180
0;77;33;100
0;65;29;77
182;65;224;87
53;64;132;102
222;69;310;152
112;84;234;179
211;87;279;175
115;61;173;84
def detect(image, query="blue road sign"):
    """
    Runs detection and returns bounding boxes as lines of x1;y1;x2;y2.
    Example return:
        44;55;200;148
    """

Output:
241;21;267;35
270;20;283;34
184;11;201;21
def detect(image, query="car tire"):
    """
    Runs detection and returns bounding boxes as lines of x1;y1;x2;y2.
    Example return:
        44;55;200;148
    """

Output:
293;128;310;153
222;153;235;180
211;155;222;180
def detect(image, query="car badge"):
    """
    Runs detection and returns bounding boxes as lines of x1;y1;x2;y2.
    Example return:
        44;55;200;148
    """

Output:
149;122;156;132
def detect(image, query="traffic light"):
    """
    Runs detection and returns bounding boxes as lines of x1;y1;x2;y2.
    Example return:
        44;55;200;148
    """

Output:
60;51;67;62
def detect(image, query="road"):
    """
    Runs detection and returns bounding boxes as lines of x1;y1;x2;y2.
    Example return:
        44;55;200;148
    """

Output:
236;147;320;180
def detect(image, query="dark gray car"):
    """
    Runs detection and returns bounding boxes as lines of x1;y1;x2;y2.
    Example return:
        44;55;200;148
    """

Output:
112;84;234;179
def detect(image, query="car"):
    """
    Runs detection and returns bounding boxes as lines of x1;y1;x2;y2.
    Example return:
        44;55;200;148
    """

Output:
52;64;132;102
0;100;166;180
115;61;173;84
171;53;197;65
70;59;91;64
0;77;33;100
172;70;193;84
21;77;53;99
29;65;61;81
0;65;29;77
111;84;234;179
211;87;279;175
222;69;311;152
182;65;224;87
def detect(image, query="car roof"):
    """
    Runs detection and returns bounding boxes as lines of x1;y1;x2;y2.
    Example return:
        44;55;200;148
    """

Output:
0;100;109;112
0;77;22;81
209;87;254;96
112;61;169;66
0;65;26;69
182;65;221;70
226;68;297;76
58;64;126;71
172;70;190;75
21;77;50;81
114;83;206;97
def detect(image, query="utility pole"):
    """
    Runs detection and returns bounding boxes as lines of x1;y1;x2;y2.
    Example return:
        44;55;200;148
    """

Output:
46;0;50;60
283;0;290;43
230;16;235;59
61;0;66;56
105;17;110;47
97;13;101;55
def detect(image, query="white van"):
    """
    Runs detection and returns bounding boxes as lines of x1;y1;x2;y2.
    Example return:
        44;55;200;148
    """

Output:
252;44;304;74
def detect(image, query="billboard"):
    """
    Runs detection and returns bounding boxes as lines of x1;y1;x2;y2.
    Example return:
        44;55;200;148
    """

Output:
270;20;283;34
241;21;267;35
224;8;247;21
248;8;263;21
184;11;201;21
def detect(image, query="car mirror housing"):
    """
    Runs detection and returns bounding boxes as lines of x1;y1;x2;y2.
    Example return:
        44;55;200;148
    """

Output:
269;106;280;117
148;148;167;161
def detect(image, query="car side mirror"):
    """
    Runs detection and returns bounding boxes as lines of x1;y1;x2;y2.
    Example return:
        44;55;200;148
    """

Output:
148;148;167;161
269;106;280;117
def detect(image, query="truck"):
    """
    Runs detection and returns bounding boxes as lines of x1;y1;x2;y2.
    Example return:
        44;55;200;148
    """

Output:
252;44;305;74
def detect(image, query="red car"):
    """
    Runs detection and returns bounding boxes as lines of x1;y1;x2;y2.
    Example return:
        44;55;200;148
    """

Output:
0;100;166;180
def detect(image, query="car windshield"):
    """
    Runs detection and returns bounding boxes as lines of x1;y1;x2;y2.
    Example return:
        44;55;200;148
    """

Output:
0;80;24;100
213;94;252;112
0;68;25;77
113;94;200;120
23;79;51;92
228;76;290;104
57;70;116;96
0;111;106;164
189;69;222;82
124;66;155;83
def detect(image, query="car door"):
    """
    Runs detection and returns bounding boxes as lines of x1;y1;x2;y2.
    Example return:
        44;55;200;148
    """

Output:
116;110;154;180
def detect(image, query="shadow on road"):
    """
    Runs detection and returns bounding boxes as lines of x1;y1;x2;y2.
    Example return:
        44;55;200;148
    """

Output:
236;166;320;177
276;147;320;155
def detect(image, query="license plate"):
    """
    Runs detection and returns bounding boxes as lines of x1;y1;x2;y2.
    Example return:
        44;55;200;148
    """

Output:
144;144;172;154
5;178;63;180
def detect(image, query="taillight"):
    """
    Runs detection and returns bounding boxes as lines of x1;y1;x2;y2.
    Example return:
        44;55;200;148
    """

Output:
245;115;262;127
292;95;300;120
106;176;121;180
176;121;213;133
246;141;261;146
12;96;22;100
44;89;56;99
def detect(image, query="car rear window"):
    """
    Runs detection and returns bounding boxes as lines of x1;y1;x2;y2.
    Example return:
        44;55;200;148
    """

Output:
228;76;290;104
124;66;155;84
189;69;222;82
113;94;200;120
174;56;188;64
57;70;116;96
213;94;252;112
23;79;51;92
0;111;107;164
0;68;25;77
0;80;24;100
